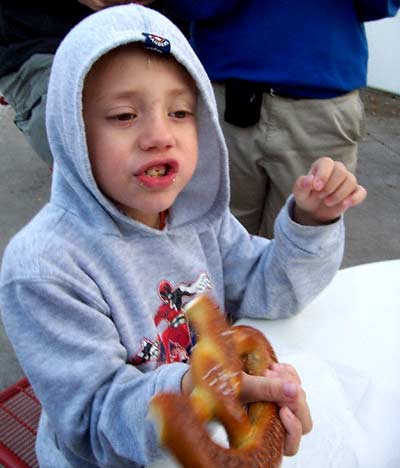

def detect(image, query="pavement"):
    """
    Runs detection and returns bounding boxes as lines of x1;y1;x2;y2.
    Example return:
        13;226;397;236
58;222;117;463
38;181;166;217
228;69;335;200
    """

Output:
0;87;399;391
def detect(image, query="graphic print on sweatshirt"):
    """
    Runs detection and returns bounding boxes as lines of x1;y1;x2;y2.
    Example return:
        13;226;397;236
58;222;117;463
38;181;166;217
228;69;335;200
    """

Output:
131;273;212;367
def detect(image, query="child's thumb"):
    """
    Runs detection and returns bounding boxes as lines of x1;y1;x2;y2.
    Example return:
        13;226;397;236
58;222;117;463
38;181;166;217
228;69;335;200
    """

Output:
292;174;314;203
241;374;298;404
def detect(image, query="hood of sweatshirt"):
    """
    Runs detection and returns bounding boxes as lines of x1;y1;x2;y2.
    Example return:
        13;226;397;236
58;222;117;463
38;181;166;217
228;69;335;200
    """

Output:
46;4;229;237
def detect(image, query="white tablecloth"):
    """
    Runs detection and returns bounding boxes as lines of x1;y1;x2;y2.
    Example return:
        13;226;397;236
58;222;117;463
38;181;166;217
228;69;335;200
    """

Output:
151;260;400;468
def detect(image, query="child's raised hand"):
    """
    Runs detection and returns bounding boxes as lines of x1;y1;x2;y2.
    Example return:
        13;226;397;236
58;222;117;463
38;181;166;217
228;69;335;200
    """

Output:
293;157;367;225
241;363;312;456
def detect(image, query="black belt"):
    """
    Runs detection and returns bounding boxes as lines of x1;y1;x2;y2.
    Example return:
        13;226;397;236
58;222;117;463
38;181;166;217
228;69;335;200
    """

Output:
259;85;304;100
223;79;303;127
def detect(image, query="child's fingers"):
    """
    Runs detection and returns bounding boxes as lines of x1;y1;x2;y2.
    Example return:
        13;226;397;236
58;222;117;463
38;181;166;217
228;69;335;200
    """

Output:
315;161;350;198
266;376;311;433
342;184;367;208
266;363;302;384
283;385;313;434
327;183;367;209
292;174;314;202
322;173;357;206
280;406;303;456
240;373;299;404
309;156;335;191
241;374;312;436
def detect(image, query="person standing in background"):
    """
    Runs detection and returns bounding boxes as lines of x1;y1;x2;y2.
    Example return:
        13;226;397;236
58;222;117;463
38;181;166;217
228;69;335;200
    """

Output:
155;0;399;238
0;0;186;167
0;1;92;166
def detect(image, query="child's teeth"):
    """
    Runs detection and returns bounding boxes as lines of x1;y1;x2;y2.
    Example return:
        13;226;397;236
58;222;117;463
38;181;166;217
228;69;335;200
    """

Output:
146;166;167;177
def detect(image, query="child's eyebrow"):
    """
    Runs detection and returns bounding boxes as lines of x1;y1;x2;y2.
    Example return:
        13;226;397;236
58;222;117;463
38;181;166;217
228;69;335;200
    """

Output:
93;90;139;104
102;87;196;103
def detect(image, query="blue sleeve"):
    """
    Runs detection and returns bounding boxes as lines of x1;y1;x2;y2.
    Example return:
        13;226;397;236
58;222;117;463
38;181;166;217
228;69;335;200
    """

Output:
0;279;188;467
355;0;400;21
161;0;241;20
217;197;344;320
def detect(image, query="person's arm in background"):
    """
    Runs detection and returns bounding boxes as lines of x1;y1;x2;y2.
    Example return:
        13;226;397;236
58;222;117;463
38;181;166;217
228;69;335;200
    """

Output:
355;0;400;21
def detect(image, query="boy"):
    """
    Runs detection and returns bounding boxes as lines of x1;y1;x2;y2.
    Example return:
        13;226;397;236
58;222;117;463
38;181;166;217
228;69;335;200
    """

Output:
0;5;366;467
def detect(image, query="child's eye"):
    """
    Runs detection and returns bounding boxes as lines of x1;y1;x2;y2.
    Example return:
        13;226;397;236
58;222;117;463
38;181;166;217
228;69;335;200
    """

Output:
107;112;137;124
169;110;193;119
114;112;137;121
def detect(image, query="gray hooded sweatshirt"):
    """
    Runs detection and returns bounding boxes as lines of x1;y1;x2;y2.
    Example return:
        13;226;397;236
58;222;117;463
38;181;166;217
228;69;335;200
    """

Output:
0;5;344;467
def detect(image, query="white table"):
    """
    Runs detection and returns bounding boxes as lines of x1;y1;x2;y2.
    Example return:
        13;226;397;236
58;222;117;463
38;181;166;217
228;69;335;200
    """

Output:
151;260;400;468
242;259;399;386
238;259;400;468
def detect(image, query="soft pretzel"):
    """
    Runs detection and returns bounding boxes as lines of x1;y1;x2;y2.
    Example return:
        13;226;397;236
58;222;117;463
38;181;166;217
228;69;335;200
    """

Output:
150;295;285;467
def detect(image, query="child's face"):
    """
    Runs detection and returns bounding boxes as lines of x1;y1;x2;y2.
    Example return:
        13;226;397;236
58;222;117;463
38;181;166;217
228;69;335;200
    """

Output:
83;45;198;228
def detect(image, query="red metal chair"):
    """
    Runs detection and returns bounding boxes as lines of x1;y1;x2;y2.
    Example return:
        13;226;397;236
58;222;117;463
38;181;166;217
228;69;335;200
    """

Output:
0;378;40;468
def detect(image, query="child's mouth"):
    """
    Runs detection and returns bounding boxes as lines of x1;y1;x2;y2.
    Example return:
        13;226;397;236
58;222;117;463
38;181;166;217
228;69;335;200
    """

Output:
135;160;178;189
145;165;168;177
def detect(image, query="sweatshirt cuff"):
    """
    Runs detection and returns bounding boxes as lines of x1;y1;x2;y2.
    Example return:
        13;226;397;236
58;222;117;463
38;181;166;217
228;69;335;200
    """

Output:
154;362;190;394
275;195;344;254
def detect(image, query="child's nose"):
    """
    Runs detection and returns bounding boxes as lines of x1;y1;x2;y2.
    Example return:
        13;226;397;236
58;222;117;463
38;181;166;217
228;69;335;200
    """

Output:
138;114;175;151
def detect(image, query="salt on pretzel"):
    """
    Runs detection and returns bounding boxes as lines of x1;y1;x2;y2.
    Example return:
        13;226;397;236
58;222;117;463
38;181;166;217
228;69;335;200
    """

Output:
150;295;285;467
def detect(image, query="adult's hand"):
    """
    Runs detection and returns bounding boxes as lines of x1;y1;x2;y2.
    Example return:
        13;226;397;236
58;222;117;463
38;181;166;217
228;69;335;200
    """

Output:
132;0;155;4
78;0;154;11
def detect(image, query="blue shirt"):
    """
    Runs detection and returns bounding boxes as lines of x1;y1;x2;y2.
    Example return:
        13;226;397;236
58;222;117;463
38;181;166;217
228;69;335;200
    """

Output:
166;0;400;98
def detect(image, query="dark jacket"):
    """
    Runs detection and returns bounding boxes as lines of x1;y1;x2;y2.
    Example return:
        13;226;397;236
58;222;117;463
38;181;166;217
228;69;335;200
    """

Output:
0;0;189;77
0;1;91;76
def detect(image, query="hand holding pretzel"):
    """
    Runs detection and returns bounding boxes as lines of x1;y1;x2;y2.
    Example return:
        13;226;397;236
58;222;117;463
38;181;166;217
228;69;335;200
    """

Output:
249;363;312;455
150;295;311;467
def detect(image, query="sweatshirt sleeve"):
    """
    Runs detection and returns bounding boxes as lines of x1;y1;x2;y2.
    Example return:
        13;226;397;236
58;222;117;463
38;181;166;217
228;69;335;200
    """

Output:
355;0;400;21
217;197;344;320
161;0;242;21
0;278;188;467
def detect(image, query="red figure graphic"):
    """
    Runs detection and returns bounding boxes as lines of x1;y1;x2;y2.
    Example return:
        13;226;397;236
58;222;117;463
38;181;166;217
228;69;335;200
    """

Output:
155;273;211;363
131;273;211;366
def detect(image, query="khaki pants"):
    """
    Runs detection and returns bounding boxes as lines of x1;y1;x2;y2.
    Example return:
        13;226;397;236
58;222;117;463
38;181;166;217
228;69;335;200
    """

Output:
0;54;54;166
213;83;365;238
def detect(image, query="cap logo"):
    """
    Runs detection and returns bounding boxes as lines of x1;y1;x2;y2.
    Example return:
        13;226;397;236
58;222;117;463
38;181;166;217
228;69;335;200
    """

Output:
142;33;171;54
